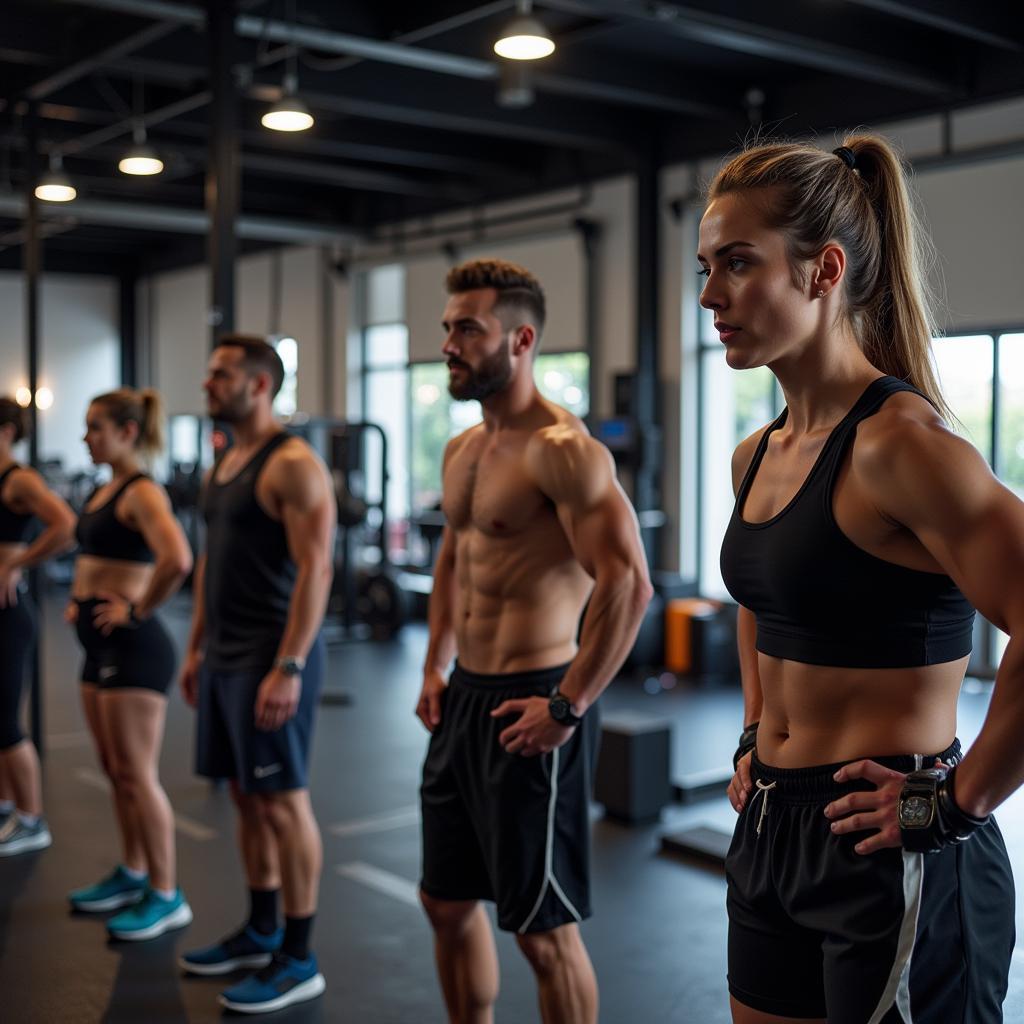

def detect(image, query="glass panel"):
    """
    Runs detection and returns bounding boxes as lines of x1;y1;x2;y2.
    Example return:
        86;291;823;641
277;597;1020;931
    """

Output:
699;350;776;598
273;335;298;417
998;333;1024;497
536;352;589;418
366;264;405;326
932;335;993;463
365;323;408;369
365;367;410;525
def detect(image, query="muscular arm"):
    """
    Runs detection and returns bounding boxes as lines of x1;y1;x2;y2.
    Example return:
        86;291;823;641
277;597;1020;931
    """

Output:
124;482;193;618
272;448;336;663
6;468;76;569
859;408;1024;817
416;440;461;731
530;428;652;713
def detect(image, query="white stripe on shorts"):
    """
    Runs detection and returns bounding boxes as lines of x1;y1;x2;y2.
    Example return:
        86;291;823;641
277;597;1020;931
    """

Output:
867;849;924;1024
518;745;584;934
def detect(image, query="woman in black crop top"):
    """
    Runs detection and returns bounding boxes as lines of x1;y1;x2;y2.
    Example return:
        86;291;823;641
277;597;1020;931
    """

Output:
0;399;75;858
66;389;195;941
699;137;1024;1022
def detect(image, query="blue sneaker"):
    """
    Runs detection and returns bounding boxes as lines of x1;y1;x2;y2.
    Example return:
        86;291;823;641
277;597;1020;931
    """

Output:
107;888;192;941
218;952;326;1014
69;865;148;912
0;815;51;857
179;925;282;976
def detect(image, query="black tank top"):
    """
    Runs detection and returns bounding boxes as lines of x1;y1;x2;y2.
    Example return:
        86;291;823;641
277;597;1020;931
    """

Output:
719;376;975;669
0;465;33;543
75;473;154;563
200;432;297;670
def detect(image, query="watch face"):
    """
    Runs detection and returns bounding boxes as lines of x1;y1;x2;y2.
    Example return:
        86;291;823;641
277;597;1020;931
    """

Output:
899;795;933;829
550;696;570;722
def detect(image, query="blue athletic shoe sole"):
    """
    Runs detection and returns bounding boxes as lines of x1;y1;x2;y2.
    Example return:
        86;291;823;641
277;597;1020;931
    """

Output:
218;972;326;1014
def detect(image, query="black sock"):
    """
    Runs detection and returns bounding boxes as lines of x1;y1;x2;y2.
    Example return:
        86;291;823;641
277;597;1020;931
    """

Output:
281;914;314;961
248;888;279;936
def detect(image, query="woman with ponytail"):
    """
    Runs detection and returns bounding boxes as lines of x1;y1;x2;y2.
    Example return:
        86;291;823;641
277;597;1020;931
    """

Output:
704;135;1022;1022
0;399;76;857
67;388;194;941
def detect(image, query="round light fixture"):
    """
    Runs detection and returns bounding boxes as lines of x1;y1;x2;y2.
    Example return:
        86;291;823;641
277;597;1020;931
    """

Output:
119;126;164;175
262;73;315;132
494;2;554;61
35;387;54;411
35;155;76;202
15;387;31;408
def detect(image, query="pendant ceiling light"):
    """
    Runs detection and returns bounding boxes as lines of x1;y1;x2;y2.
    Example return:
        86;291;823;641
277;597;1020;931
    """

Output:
34;154;76;203
119;125;164;176
494;0;555;61
262;72;315;132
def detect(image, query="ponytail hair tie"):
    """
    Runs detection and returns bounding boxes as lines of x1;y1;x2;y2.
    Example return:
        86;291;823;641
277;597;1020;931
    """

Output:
833;145;856;170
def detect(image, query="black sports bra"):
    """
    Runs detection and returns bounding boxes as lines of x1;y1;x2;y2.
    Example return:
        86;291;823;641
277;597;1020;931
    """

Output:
75;473;154;564
719;376;974;669
0;465;33;544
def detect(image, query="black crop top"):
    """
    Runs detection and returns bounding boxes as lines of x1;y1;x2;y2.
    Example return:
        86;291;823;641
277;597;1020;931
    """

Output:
75;473;155;564
0;465;33;544
719;376;975;669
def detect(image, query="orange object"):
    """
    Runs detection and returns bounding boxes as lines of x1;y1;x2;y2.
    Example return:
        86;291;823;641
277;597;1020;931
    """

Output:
665;598;717;673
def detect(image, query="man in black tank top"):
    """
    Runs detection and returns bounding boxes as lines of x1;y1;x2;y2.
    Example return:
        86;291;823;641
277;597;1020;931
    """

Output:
179;337;336;1016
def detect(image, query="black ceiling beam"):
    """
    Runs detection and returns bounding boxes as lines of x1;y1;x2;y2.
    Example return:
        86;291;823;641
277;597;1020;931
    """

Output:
839;0;1024;53
26;21;178;100
543;0;955;97
56;0;732;119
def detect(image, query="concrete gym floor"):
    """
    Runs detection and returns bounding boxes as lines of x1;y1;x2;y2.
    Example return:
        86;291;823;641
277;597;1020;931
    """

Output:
2;588;1022;1023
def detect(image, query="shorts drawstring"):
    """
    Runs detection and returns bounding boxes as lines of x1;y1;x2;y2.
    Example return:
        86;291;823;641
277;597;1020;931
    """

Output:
752;779;776;837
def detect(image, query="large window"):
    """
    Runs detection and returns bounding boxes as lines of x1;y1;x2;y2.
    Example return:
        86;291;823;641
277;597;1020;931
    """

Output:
410;352;590;515
695;323;1024;669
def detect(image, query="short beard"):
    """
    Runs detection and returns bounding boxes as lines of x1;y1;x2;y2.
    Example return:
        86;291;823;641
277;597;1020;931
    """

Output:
448;346;512;402
209;390;252;424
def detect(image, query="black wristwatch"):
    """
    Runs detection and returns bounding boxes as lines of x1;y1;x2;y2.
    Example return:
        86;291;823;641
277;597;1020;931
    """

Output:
733;721;759;770
899;765;989;853
274;655;306;677
548;690;583;728
897;767;945;837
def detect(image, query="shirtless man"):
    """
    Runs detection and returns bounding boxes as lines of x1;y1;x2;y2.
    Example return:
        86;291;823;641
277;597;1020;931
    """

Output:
178;336;336;1016
416;259;653;1024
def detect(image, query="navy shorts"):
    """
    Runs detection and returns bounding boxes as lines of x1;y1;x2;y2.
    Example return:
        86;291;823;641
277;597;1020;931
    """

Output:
727;739;1015;1022
195;635;324;794
420;662;600;934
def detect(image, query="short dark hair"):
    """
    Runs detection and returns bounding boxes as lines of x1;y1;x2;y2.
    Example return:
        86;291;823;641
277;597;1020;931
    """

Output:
0;398;29;443
215;334;285;398
446;258;546;340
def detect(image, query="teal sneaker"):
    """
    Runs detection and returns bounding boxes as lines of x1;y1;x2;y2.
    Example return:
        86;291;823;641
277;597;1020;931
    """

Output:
107;888;192;941
0;815;51;857
69;866;148;912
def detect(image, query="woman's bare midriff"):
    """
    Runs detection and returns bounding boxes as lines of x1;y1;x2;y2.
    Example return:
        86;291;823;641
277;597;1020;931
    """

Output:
72;554;154;602
756;653;968;767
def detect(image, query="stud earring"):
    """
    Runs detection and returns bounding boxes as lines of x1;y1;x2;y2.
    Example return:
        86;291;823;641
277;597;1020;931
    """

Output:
817;288;825;298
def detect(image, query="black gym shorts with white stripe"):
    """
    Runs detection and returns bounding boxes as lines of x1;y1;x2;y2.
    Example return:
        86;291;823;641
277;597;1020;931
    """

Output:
726;741;1016;1023
420;662;599;934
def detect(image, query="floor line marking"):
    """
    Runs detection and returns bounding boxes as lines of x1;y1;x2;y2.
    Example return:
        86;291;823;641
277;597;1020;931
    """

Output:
75;767;218;842
336;861;420;908
329;806;421;838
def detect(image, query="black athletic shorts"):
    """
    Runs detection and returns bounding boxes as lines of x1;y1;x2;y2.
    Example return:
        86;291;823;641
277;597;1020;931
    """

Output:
420;662;600;934
196;634;324;794
76;597;177;694
0;593;35;750
726;739;1016;1022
